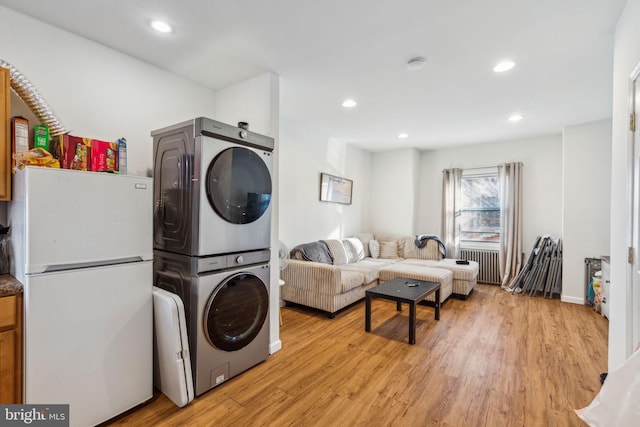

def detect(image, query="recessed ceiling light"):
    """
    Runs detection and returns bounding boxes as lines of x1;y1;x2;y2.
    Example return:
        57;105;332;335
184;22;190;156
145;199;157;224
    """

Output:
493;60;515;73
342;99;357;108
407;57;427;71
508;114;524;122
398;133;409;139
150;20;172;33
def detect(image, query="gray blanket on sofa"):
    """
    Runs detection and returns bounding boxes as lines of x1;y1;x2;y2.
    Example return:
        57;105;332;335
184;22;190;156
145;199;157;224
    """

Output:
290;241;333;264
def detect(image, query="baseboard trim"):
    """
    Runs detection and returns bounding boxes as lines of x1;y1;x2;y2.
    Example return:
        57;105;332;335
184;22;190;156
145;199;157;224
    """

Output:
561;295;585;305
269;339;282;354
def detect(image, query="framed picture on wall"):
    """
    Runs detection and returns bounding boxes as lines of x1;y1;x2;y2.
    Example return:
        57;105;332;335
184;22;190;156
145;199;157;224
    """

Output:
319;173;353;205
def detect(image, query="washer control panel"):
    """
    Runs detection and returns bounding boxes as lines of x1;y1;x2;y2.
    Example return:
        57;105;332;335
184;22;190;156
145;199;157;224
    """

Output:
228;249;269;267
196;248;270;273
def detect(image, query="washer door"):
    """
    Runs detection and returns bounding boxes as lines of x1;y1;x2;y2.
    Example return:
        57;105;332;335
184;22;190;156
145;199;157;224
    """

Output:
204;273;269;352
206;147;272;224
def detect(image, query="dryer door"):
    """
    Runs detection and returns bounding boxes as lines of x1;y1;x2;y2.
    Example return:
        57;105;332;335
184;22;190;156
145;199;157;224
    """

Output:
206;146;272;224
203;272;269;351
153;125;195;254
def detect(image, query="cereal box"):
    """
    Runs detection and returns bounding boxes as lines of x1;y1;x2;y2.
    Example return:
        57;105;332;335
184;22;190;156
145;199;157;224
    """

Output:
117;138;127;175
34;125;50;151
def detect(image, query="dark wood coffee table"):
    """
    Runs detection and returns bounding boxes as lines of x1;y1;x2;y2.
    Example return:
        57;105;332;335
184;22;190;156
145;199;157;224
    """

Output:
365;277;440;344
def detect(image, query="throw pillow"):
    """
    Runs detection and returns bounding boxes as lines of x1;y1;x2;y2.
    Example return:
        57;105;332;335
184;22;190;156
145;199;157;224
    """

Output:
379;241;398;259
322;239;349;266
369;240;380;258
354;233;374;257
342;238;365;263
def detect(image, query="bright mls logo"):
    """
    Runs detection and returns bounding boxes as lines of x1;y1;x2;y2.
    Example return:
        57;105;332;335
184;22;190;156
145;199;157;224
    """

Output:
0;405;69;426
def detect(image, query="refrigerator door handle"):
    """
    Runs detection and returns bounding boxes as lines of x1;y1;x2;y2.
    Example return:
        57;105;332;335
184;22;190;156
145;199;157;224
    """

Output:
35;257;146;274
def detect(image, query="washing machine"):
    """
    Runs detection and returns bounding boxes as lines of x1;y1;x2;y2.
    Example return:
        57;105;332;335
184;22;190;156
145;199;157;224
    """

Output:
153;248;270;396
152;117;274;256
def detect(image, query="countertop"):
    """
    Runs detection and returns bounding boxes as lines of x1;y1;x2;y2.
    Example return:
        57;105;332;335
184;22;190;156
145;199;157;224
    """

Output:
0;274;23;296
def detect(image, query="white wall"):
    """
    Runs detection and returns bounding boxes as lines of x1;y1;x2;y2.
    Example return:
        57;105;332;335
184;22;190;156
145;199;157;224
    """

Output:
417;135;563;252
278;119;372;246
610;0;640;371
216;72;282;354
561;119;612;305
370;149;420;235
215;73;278;136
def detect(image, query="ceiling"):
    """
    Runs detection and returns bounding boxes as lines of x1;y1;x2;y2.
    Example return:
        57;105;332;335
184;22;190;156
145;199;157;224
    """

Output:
0;0;627;152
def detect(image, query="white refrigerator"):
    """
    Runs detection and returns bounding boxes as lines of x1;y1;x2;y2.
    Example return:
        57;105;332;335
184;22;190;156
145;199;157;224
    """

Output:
8;167;153;427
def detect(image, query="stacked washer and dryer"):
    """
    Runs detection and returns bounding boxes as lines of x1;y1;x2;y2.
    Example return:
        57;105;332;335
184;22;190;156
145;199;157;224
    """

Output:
152;117;273;396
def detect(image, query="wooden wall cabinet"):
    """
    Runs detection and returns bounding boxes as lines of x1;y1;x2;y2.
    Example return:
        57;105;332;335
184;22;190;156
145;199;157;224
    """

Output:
0;294;22;403
0;67;10;201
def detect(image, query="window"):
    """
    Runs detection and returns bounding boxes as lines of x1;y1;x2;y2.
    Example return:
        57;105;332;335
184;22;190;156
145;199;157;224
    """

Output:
459;168;500;247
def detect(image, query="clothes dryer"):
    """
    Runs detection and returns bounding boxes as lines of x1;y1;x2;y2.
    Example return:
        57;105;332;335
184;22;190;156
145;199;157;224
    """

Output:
153;249;270;396
152;117;274;256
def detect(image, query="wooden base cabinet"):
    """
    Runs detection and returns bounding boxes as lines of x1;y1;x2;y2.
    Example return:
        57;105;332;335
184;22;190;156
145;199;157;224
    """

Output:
0;294;22;403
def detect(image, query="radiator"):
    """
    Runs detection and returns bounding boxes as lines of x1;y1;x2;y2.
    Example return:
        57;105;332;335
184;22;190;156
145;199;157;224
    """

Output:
459;249;501;285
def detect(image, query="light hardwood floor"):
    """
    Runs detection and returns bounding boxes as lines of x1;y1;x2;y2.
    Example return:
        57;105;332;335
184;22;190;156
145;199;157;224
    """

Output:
108;284;608;426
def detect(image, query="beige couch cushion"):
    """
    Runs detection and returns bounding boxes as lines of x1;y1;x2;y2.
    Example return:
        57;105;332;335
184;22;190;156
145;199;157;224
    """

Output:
323;239;349;266
364;257;403;266
374;233;408;257
378;263;453;302
340;258;397;284
374;232;407;243
401;258;479;282
342;238;365;263
379;264;453;285
340;270;365;293
379;241;399;259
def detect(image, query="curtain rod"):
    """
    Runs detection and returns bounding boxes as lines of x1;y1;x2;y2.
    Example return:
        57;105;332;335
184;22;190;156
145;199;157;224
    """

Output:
441;162;523;173
441;165;495;173
461;165;495;171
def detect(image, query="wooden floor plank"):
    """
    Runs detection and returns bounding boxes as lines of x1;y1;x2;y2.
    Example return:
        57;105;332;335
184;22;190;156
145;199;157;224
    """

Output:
107;284;607;426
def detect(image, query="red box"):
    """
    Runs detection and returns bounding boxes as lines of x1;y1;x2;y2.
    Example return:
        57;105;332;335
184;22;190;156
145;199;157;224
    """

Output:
91;140;118;172
52;135;119;172
49;134;65;164
52;135;91;170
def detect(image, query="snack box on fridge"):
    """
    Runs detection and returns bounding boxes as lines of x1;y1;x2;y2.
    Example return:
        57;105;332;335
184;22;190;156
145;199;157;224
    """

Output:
51;134;91;170
117;138;127;175
34;125;50;151
91;140;118;172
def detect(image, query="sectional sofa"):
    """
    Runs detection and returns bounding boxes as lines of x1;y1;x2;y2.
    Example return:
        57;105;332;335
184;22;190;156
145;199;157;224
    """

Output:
281;233;479;318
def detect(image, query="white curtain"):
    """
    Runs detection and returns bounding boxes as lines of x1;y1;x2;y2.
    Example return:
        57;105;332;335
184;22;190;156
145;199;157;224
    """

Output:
498;162;523;288
441;168;462;258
